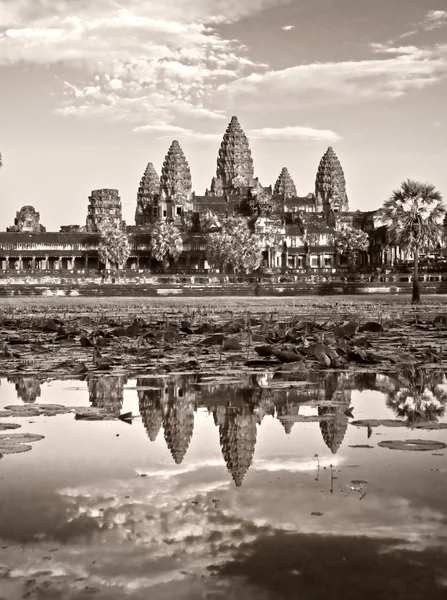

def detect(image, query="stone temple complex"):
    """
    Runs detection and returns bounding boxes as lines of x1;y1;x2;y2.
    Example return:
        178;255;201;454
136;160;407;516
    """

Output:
1;115;446;284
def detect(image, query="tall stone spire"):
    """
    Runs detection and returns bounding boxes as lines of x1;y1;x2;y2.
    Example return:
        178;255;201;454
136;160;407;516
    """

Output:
163;400;195;464
219;406;257;487
160;140;192;202
274;167;297;198
135;162;160;226
315;147;348;213
213;116;255;194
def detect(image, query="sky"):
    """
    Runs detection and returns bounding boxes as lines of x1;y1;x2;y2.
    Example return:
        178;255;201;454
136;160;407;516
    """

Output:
0;0;446;231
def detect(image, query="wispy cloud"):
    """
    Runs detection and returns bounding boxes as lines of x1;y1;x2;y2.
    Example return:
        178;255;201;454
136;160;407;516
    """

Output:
133;123;221;141
223;44;447;108
281;25;295;31
249;125;341;142
424;9;447;31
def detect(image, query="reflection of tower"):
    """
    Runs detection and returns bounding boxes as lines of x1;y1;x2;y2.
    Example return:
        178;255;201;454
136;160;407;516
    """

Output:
163;400;195;464
218;405;257;488
88;375;126;415
318;406;349;454
139;392;164;442
8;376;41;403
276;403;301;434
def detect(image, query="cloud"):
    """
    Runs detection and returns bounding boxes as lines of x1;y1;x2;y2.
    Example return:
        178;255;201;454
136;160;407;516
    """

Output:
0;0;285;127
249;125;341;142
224;44;447;107
133;124;222;141
281;25;295;31
424;9;447;31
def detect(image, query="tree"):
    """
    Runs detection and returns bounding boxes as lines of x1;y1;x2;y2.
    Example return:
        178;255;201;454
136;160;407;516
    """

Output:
150;221;183;271
382;180;445;304
206;216;264;273
334;224;369;268
97;218;130;270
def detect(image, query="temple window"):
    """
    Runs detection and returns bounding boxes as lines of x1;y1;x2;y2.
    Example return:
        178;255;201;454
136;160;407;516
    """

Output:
163;210;167;217
176;207;182;216
311;256;318;267
324;256;332;267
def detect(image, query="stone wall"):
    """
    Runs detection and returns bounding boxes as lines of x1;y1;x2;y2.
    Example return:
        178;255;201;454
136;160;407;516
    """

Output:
1;271;447;297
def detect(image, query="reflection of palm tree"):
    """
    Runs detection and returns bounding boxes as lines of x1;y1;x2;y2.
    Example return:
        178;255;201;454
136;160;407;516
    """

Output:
386;367;447;424
218;405;257;487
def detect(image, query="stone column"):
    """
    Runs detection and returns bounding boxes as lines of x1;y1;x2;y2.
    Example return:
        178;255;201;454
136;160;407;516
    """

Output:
84;255;88;269
5;256;9;270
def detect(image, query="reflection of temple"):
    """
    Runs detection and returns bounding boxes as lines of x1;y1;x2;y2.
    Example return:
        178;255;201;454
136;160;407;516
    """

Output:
318;406;349;454
133;371;398;485
8;376;41;403
215;404;258;488
88;375;127;415
163;399;195;464
138;377;166;442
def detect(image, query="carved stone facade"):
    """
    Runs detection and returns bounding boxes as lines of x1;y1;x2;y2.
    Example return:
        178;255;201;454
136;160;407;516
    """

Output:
315;147;349;214
7;206;46;233
219;406;258;487
135;163;160;227
2;115;446;276
274;167;297;198
208;116;256;196
159;141;192;222
86;189;125;233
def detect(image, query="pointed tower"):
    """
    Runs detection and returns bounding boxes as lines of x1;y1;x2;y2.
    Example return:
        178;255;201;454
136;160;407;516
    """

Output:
159;141;192;221
139;392;164;442
210;116;255;195
163;400;195;464
135;162;160;226
219;406;257;487
274;167;297;198
318;406;349;454
315;147;348;214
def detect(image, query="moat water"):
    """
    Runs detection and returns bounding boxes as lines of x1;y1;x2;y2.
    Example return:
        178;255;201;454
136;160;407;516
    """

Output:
1;372;447;599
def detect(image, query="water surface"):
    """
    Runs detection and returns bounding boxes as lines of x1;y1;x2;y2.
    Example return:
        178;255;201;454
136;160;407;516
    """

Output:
1;371;447;599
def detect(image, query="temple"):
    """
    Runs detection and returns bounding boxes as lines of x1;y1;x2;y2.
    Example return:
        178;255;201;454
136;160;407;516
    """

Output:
1;115;446;281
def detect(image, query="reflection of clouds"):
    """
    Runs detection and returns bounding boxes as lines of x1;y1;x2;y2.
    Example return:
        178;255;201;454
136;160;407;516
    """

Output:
57;459;447;572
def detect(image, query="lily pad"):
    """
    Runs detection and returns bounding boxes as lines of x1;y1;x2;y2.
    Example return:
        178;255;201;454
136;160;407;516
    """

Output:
0;433;45;443
0;444;32;454
0;423;21;431
378;439;447;451
351;419;407;428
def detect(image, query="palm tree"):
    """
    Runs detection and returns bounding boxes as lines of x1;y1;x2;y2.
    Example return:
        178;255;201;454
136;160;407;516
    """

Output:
382;180;445;304
150;221;183;271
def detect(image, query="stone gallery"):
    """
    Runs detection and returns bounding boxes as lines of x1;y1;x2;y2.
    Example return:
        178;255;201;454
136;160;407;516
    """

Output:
0;116;445;276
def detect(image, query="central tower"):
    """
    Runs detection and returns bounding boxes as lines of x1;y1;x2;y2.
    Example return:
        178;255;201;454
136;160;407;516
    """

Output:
208;116;256;196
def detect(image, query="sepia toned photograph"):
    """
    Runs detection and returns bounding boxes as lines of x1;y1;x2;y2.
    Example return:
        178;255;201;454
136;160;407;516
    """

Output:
0;1;447;598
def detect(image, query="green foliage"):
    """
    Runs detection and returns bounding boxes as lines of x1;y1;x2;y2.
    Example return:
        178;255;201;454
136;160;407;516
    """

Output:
382;180;445;253
150;221;183;267
206;216;264;273
382;179;445;303
334;224;369;267
199;209;221;233
386;367;447;424
97;219;130;270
